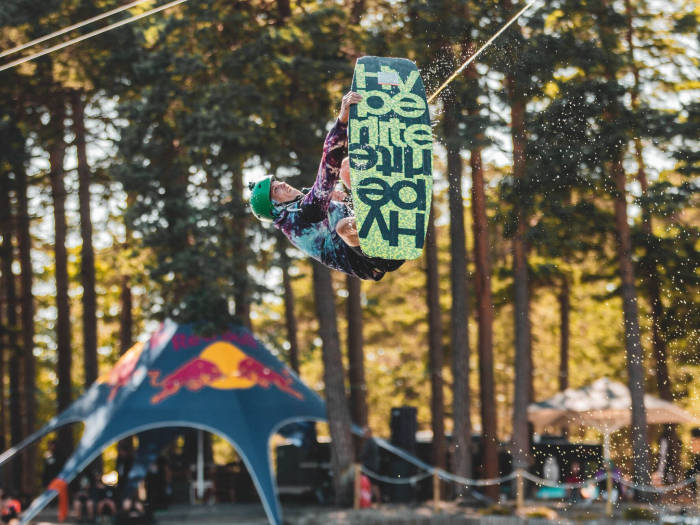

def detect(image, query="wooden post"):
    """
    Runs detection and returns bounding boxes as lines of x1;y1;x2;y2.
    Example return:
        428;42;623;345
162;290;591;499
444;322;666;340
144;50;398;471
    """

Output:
695;474;700;511
606;464;613;517
353;463;362;509
516;469;524;511
433;470;440;512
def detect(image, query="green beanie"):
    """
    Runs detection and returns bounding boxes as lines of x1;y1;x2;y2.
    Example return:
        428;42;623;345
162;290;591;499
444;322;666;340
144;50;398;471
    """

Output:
248;176;274;221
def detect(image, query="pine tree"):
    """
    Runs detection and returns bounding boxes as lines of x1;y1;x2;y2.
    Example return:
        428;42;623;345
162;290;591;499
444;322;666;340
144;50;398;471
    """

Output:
347;275;368;430
277;237;300;374
444;99;472;484
15;155;36;494
0;174;20;488
71;90;98;387
312;261;354;503
47;92;74;457
424;214;446;472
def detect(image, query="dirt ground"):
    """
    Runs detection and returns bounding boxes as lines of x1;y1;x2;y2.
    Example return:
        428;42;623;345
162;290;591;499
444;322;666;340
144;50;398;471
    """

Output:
30;500;700;525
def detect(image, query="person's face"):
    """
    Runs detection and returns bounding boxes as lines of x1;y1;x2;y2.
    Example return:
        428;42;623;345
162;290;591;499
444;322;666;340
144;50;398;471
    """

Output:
270;180;302;203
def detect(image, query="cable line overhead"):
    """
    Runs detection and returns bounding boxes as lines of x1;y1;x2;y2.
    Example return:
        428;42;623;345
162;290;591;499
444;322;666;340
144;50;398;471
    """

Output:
0;0;157;60
0;0;188;73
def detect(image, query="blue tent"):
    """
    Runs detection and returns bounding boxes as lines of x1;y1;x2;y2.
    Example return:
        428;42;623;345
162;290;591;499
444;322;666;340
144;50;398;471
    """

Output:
0;320;327;525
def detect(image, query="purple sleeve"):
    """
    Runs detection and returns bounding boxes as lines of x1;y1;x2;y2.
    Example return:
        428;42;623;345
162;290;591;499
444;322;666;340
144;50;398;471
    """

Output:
301;119;347;213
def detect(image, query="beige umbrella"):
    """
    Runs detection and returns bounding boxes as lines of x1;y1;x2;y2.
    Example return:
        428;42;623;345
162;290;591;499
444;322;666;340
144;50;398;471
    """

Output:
528;377;698;458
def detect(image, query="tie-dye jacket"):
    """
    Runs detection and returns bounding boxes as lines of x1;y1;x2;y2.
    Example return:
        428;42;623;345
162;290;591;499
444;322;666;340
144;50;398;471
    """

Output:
272;119;362;276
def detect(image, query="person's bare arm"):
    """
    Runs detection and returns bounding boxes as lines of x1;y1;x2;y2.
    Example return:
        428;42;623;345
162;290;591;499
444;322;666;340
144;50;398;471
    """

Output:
300;92;361;219
339;91;362;123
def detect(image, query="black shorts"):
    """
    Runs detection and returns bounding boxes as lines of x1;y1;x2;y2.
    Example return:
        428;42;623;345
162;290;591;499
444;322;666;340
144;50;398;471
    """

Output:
346;245;405;281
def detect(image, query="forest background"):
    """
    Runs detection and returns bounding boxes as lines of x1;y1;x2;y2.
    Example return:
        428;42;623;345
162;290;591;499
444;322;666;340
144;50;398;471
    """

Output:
0;0;698;502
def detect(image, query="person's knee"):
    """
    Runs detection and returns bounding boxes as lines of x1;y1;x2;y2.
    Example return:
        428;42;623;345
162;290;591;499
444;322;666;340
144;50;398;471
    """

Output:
336;217;351;236
336;217;359;246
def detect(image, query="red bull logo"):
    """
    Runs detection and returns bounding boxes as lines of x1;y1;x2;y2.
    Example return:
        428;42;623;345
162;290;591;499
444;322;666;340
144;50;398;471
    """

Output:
237;356;303;399
149;357;223;403
148;341;302;404
97;342;144;401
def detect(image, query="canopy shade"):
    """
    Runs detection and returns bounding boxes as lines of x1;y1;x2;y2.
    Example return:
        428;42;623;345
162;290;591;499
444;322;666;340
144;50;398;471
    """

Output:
0;320;327;525
528;377;698;433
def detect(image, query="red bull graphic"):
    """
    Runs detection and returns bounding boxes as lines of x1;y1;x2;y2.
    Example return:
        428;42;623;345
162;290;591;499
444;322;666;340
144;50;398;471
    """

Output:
97;342;144;401
149;341;302;404
237;356;303;399
148;358;223;403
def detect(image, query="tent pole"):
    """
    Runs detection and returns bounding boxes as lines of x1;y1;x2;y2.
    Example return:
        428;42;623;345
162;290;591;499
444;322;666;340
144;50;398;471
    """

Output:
604;431;613;517
197;429;204;502
604;431;611;461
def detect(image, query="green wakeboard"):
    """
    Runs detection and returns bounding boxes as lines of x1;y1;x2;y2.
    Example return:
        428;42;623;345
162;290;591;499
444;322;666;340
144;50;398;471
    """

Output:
348;56;433;260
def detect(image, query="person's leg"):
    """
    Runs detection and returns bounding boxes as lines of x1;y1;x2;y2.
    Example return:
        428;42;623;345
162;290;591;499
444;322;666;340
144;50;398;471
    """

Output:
340;157;351;189
336;217;360;247
377;258;404;272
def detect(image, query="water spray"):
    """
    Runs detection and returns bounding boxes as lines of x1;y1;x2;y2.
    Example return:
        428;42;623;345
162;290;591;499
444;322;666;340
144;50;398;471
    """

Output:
427;0;541;104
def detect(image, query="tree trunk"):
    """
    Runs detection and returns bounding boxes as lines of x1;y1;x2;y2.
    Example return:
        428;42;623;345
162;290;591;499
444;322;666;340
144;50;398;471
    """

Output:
444;104;472;484
623;0;670;403
120;276;133;355
425;212;446;471
645;260;680;482
592;0;651;488
0;176;15;448
346;275;367;430
0;174;21;488
276;0;291;21
348;0;365;24
558;277;570;392
311;261;354;504
71;90;98;387
644;258;671;402
231;169;251;328
0;207;8;455
506;70;533;474
610;154;651;488
278;238;300;374
511;223;532;470
120;193;135;355
48;97;74;457
118;274;134;454
624;0;680;482
470;149;500;497
15;165;36;494
465;73;500;499
557;276;571;437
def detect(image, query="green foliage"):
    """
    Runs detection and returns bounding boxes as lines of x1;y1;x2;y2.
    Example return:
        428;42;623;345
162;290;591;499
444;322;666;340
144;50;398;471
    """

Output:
110;0;351;326
0;0;698;481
